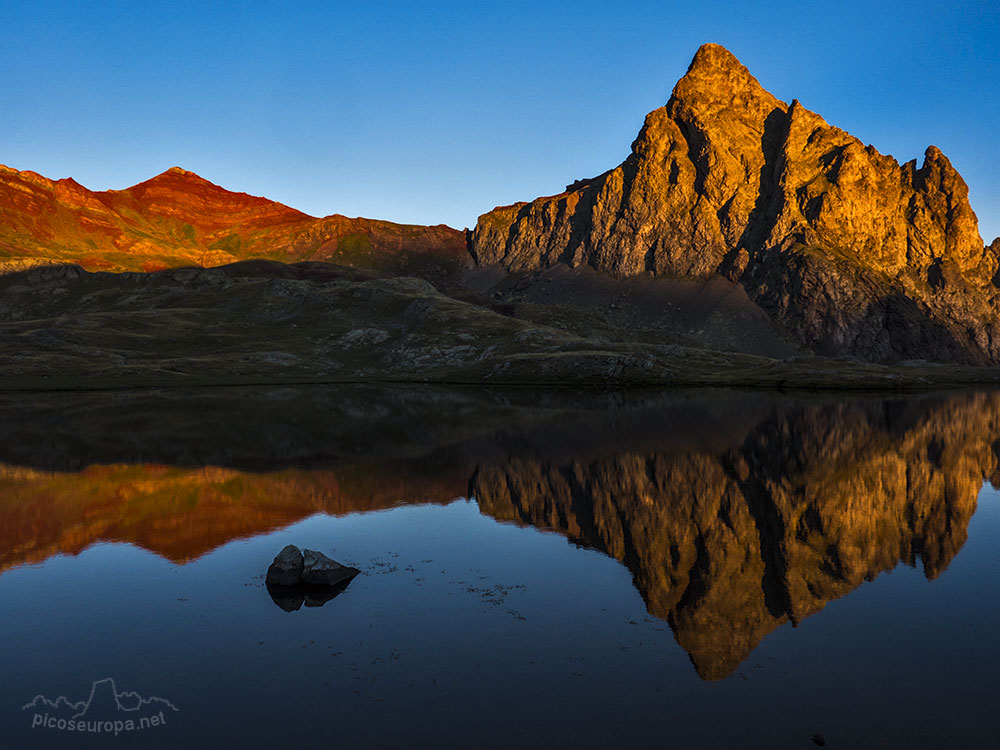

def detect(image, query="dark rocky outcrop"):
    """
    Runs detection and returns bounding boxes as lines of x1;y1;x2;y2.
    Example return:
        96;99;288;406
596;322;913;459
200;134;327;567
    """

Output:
471;43;1000;364
300;548;360;587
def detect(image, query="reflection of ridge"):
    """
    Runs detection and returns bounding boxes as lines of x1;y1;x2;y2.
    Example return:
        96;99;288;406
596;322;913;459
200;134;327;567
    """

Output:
22;677;178;718
2;387;1000;681
0;386;760;571
0;463;465;571
473;392;1000;679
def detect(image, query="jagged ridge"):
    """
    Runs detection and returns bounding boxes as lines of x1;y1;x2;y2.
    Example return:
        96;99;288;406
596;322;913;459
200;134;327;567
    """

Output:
471;43;1000;364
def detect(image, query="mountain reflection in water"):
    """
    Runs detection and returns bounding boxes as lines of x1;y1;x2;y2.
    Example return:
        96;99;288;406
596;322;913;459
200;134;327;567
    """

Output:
1;385;997;680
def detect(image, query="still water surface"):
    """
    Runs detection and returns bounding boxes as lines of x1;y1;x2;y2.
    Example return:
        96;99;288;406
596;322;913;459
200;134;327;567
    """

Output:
1;386;998;748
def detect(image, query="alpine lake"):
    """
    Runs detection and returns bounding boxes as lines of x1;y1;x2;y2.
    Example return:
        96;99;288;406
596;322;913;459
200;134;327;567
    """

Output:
1;384;997;749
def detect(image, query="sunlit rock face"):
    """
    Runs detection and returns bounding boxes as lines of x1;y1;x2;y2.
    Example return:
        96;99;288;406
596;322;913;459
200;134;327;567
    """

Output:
471;43;1000;364
472;392;1000;679
0;164;468;280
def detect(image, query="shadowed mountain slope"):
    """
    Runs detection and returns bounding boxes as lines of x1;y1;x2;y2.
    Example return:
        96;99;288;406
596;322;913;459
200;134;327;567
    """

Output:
4;260;1000;390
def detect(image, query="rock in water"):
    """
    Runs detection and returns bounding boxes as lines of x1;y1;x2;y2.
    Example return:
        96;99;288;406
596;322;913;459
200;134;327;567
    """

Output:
302;549;360;587
265;546;359;611
265;544;304;586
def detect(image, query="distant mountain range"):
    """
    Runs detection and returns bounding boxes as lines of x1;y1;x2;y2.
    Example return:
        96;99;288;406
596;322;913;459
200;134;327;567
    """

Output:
0;163;467;278
2;42;1000;369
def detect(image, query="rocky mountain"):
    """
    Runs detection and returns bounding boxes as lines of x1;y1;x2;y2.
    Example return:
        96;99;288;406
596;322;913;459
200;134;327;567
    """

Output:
471;43;1000;365
0;164;467;281
4;43;999;372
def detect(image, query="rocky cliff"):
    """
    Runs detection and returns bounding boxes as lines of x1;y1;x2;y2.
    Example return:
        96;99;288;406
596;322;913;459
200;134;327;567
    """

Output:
0;164;467;280
471;44;1000;364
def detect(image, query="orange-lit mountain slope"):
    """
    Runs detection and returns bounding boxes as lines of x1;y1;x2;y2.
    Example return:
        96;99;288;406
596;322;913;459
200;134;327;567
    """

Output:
0;164;468;273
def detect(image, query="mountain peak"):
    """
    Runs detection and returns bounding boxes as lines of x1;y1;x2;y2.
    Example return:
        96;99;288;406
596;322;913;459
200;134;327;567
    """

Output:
687;43;745;75
471;43;995;365
126;167;268;204
923;145;946;164
143;166;216;187
671;42;783;115
0;163;468;273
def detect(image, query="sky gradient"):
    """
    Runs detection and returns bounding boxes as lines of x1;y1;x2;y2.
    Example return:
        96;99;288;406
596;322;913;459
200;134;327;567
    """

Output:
3;1;999;242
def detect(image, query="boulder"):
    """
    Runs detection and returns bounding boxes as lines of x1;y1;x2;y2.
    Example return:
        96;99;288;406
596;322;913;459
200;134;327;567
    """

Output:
264;545;360;611
265;544;304;586
302;548;360;587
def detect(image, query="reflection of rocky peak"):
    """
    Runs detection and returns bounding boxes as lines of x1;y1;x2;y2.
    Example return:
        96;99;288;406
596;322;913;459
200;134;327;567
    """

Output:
0;463;465;571
471;44;999;364
472;393;999;679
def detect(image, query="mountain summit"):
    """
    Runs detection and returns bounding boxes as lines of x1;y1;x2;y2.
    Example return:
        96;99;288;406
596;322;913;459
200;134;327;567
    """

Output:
471;43;1000;364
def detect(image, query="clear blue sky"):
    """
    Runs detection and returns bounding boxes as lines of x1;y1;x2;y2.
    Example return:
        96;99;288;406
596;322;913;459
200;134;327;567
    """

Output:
2;1;998;242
